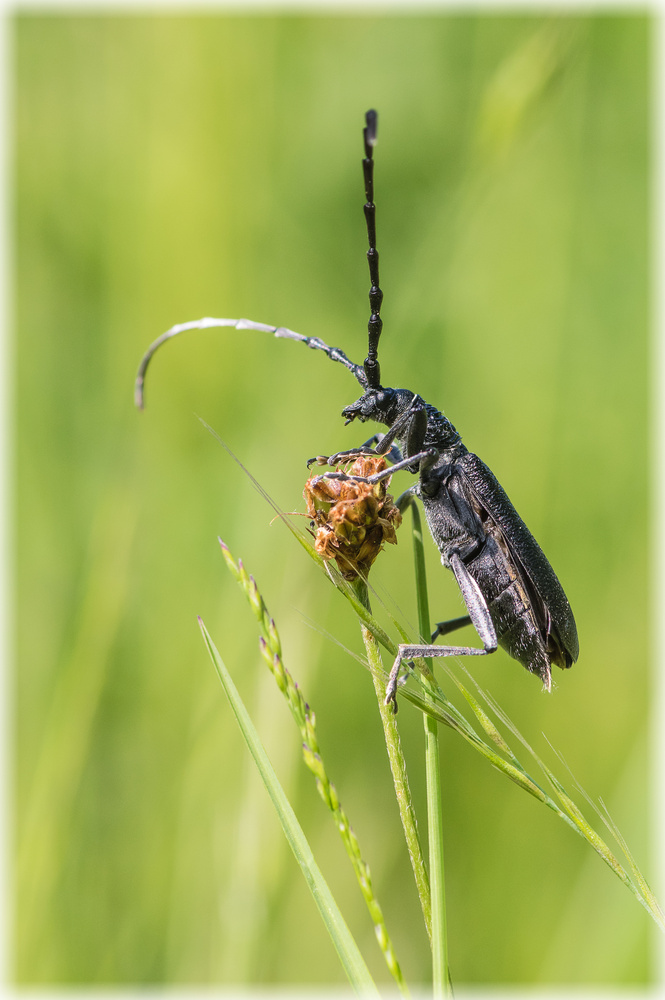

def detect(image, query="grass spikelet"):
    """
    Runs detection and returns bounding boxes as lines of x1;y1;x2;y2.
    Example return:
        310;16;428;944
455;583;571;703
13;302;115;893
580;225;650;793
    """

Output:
219;538;409;992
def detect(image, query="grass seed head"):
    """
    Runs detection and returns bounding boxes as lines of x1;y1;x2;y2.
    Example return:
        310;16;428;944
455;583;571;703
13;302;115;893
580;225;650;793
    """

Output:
303;455;402;581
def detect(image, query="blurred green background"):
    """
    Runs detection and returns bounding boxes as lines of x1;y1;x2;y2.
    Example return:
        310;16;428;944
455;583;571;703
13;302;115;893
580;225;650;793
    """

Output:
14;11;653;989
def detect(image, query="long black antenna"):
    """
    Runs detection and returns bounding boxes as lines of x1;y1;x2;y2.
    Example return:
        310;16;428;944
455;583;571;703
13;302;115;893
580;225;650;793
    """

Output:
362;109;383;389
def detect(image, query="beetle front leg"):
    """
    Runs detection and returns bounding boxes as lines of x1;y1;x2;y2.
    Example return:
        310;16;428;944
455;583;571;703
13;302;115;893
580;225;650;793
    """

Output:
371;394;427;460
309;393;428;474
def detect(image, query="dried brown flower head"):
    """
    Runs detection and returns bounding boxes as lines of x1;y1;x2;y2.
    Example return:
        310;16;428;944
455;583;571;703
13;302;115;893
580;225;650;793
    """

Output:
303;455;402;581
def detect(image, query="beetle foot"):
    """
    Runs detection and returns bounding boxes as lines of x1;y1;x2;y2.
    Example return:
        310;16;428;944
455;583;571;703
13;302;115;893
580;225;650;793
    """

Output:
385;689;399;714
384;656;414;712
314;471;370;484
306;455;330;469
327;448;374;465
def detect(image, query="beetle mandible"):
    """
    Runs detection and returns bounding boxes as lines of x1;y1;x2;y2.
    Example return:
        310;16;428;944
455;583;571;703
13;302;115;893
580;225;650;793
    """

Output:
135;109;579;709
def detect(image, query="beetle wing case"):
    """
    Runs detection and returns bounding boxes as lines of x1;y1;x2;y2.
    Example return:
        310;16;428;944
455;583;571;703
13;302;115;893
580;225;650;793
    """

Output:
458;452;579;668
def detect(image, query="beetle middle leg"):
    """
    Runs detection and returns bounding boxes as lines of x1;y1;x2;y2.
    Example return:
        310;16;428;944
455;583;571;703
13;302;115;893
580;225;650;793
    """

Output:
431;614;472;640
314;448;436;490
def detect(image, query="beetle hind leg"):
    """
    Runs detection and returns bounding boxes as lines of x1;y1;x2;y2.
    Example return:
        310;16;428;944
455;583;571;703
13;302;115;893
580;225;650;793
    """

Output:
385;640;495;711
385;552;499;711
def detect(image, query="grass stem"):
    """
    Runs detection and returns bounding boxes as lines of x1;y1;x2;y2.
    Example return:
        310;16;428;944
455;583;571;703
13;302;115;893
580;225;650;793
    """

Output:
354;578;432;943
408;501;451;997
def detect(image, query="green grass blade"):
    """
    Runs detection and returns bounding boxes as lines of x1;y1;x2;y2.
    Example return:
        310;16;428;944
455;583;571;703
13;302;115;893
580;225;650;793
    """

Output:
198;618;379;996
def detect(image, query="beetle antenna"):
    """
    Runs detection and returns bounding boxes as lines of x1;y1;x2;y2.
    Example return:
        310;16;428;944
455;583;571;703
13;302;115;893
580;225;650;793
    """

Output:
134;317;367;409
362;109;383;390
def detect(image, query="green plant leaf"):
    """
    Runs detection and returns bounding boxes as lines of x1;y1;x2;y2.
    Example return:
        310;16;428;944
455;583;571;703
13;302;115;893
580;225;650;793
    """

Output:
198;617;379;996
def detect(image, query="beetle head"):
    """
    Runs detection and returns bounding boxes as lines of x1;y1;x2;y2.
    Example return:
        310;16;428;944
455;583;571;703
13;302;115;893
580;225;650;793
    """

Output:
342;387;414;428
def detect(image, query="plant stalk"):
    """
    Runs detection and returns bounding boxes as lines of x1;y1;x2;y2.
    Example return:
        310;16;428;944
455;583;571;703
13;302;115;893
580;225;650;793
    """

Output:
354;578;432;942
409;502;452;998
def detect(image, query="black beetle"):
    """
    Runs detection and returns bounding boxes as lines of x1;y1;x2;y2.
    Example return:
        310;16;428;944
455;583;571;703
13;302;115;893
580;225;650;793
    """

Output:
136;109;579;708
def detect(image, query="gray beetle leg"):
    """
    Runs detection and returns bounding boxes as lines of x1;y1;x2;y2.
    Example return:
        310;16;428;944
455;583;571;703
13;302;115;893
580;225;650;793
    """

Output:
385;551;498;711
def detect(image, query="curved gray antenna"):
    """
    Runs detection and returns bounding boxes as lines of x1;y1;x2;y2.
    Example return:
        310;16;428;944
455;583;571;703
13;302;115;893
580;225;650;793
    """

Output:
362;109;383;390
134;317;367;409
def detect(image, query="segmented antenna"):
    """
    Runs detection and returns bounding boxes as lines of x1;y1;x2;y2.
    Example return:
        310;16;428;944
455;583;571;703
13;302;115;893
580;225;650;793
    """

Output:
362;109;383;390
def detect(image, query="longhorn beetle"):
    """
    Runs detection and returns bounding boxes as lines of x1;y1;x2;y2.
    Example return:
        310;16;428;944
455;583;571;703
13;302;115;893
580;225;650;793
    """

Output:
136;109;579;709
